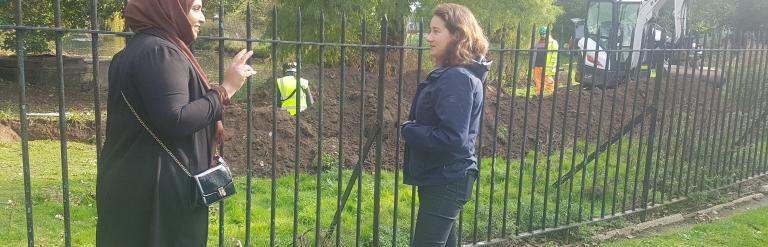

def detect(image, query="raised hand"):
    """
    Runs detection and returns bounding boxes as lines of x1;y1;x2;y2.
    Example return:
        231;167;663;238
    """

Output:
221;49;256;98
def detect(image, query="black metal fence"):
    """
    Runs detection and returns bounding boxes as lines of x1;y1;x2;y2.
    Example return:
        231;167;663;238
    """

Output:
3;2;768;247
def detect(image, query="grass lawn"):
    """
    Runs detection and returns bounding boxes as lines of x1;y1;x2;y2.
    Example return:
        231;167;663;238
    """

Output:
2;135;757;246
512;79;580;97
602;206;768;247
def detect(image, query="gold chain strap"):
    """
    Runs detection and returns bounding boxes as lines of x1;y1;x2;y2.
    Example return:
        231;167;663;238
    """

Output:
121;91;193;177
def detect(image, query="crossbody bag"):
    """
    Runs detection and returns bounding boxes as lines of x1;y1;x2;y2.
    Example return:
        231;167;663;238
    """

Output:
121;91;236;206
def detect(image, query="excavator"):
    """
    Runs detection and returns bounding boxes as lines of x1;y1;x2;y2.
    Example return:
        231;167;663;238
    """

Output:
572;0;691;88
552;0;730;188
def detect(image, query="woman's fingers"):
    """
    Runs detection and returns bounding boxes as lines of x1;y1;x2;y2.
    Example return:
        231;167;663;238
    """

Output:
240;51;254;65
232;49;247;64
240;65;257;77
223;50;257;87
232;49;254;66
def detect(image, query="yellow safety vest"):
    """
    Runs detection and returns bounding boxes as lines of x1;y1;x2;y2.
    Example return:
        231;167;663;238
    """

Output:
546;38;559;76
277;75;310;116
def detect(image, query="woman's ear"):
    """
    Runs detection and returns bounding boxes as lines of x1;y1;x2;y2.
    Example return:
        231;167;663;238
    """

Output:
451;30;461;42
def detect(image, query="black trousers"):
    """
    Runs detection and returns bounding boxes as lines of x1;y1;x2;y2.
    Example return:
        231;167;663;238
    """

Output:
413;173;476;247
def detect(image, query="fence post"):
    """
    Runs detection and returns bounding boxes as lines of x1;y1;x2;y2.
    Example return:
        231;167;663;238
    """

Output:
501;25;522;237
53;0;73;245
314;10;326;247
488;24;506;240
91;0;103;159
216;1;227;246
392;16;407;247
269;7;278;247
292;7;303;247
641;30;666;220
244;3;254;247
14;0;35;246
409;19;425;246
336;13;347;247
372;15;388;247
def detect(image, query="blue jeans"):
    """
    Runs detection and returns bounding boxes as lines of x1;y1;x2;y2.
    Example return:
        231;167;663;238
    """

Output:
413;173;476;247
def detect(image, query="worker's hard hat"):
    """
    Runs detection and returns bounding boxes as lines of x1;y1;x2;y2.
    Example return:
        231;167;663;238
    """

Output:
283;62;297;72
539;26;548;35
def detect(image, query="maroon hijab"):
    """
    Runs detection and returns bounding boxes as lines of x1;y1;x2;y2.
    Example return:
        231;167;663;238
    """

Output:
125;0;225;156
124;0;211;88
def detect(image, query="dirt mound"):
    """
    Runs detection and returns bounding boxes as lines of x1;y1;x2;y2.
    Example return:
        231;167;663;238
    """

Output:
222;63;411;176
0;118;97;143
219;62;687;177
220;62;730;177
0;123;20;143
1;61;729;178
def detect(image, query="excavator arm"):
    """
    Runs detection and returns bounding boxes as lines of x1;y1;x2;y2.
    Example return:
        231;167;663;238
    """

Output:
630;0;688;67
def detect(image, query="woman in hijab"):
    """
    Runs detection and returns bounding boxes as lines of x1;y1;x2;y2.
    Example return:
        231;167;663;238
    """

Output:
96;0;255;246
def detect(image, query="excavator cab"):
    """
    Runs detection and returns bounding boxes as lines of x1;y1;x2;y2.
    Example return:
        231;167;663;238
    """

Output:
575;0;666;88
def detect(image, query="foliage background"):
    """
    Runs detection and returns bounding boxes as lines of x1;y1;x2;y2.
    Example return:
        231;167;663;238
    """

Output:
1;0;767;57
0;0;123;54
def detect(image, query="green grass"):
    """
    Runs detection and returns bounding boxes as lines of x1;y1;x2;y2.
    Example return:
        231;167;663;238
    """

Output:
602;206;768;247
0;105;102;123
1;135;762;246
0;139;654;246
511;79;579;97
485;55;579;97
0;103;16;120
0;140;98;246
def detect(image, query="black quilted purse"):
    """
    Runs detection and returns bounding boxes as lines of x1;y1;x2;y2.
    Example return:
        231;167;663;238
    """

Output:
194;156;236;206
121;91;236;207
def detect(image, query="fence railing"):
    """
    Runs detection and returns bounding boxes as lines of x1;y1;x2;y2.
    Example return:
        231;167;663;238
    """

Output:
3;2;768;247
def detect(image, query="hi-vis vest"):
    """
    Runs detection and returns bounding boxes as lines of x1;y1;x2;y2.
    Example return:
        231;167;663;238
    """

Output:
277;75;309;116
535;37;560;76
545;37;559;76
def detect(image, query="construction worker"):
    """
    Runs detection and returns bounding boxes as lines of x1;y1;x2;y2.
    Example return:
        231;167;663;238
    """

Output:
276;62;313;116
533;26;559;96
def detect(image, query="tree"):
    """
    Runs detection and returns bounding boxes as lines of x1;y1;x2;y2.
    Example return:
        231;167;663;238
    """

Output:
674;0;767;34
0;0;123;54
268;0;563;65
553;0;587;43
728;0;768;31
268;0;414;65
416;0;562;47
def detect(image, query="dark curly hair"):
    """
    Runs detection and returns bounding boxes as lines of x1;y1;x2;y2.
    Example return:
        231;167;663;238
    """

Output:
432;3;489;67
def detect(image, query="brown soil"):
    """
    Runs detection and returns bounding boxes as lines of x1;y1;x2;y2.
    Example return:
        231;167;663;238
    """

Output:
0;72;103;144
0;61;734;177
206;65;726;177
0;123;20;142
0;118;97;143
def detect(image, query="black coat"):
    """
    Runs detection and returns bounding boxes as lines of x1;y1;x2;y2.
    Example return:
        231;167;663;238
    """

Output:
97;30;224;247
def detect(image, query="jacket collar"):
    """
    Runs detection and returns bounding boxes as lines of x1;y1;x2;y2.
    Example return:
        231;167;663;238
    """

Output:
423;57;492;84
423;66;451;84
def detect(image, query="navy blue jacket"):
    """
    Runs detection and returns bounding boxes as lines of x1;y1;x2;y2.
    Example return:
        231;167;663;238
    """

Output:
402;60;490;186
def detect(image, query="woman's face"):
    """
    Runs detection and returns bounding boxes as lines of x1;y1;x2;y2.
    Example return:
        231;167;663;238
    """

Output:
186;0;206;40
427;15;456;66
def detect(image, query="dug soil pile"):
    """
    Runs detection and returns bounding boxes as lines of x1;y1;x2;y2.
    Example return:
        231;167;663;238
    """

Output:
1;62;728;177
